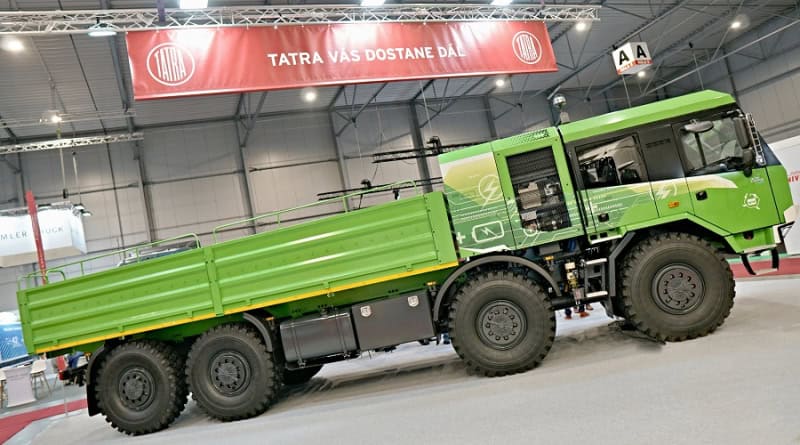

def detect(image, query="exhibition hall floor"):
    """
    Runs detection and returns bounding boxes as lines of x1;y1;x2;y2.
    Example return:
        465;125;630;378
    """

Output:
10;278;800;445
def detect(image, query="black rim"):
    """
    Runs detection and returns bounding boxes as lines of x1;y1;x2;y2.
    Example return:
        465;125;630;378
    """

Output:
118;367;156;411
476;299;527;350
209;351;251;396
651;263;706;315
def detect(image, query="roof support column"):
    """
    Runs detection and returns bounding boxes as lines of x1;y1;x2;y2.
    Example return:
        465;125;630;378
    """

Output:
408;103;433;193
104;11;156;243
483;96;498;139
722;48;740;100
328;112;352;203
233;115;258;235
132;145;156;242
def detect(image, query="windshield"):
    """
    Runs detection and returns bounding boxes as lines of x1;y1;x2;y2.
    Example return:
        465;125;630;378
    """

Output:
680;117;745;174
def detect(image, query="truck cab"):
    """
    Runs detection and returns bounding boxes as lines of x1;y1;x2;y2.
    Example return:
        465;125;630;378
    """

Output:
440;90;795;263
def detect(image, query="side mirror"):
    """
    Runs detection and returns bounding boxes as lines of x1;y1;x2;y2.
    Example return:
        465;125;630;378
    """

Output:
683;120;714;133
742;148;756;177
734;117;753;149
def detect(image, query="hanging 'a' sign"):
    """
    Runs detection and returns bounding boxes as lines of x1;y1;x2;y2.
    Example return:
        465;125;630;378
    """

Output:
125;21;558;100
612;42;652;75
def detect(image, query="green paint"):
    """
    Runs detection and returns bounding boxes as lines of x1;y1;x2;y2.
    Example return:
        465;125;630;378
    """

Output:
687;170;780;233
17;192;458;354
559;90;736;143
765;165;794;223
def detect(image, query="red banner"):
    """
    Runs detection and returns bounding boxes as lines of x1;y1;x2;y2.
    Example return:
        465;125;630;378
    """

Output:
126;21;556;100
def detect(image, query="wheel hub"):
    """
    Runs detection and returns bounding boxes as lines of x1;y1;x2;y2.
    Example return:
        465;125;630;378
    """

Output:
210;352;250;396
476;300;527;350
118;368;155;411
652;264;706;315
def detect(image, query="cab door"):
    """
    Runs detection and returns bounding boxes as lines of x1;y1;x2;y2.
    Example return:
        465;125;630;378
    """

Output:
674;115;781;233
573;134;660;237
638;123;694;218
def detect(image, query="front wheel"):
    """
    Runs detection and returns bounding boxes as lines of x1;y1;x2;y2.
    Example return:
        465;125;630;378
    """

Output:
619;232;735;341
448;271;555;377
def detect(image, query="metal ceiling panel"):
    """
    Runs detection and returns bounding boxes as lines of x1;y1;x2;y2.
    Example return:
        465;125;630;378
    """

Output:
1;0;798;139
133;94;241;125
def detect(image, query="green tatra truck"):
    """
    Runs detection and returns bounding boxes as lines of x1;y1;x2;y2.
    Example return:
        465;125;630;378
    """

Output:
16;90;796;435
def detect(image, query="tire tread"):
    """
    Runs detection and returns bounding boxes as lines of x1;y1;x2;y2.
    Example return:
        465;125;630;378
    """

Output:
186;323;280;421
95;340;188;436
619;232;735;342
447;270;555;377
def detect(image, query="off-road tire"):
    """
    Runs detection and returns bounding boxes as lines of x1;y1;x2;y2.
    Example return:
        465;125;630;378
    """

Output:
282;365;323;385
620;232;735;341
95;340;188;435
186;323;280;421
448;271;555;377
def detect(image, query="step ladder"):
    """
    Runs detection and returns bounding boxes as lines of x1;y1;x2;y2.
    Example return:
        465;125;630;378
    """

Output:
746;113;766;165
583;258;608;300
740;248;779;276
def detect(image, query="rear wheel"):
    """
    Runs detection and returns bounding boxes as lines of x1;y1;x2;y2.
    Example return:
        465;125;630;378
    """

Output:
96;340;187;435
620;232;735;341
282;365;323;385
186;323;281;421
448;271;555;377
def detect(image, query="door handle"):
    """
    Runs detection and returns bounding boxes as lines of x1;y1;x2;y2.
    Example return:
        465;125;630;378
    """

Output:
696;191;708;201
598;213;610;222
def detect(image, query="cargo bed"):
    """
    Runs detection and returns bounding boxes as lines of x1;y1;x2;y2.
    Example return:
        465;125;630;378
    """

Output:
17;191;458;354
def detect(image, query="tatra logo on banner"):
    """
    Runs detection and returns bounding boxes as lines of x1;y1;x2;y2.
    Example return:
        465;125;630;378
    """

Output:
146;43;196;86
512;31;544;65
126;21;557;100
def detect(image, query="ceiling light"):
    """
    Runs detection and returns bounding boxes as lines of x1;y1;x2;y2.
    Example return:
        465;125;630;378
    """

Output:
2;37;24;52
179;0;208;9
494;77;508;88
730;20;742;29
637;70;647;78
41;110;62;124
575;22;589;32
87;22;118;37
491;0;513;5
302;88;318;103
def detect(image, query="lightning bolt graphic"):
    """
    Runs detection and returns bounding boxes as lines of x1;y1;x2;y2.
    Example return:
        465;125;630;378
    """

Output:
482;182;501;206
480;226;498;237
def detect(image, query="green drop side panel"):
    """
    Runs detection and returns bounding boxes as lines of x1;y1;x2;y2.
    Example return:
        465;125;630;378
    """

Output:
17;192;458;354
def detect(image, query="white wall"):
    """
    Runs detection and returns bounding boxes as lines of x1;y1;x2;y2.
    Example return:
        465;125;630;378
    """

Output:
768;135;800;254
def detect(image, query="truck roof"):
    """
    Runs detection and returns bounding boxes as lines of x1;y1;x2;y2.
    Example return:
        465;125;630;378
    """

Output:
558;89;735;142
439;90;737;165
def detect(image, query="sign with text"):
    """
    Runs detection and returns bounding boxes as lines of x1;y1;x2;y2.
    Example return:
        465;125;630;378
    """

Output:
0;208;87;267
126;21;557;100
612;41;652;75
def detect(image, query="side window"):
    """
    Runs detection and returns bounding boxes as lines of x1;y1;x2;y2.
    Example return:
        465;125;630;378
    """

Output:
678;117;745;176
507;148;571;232
577;135;647;189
